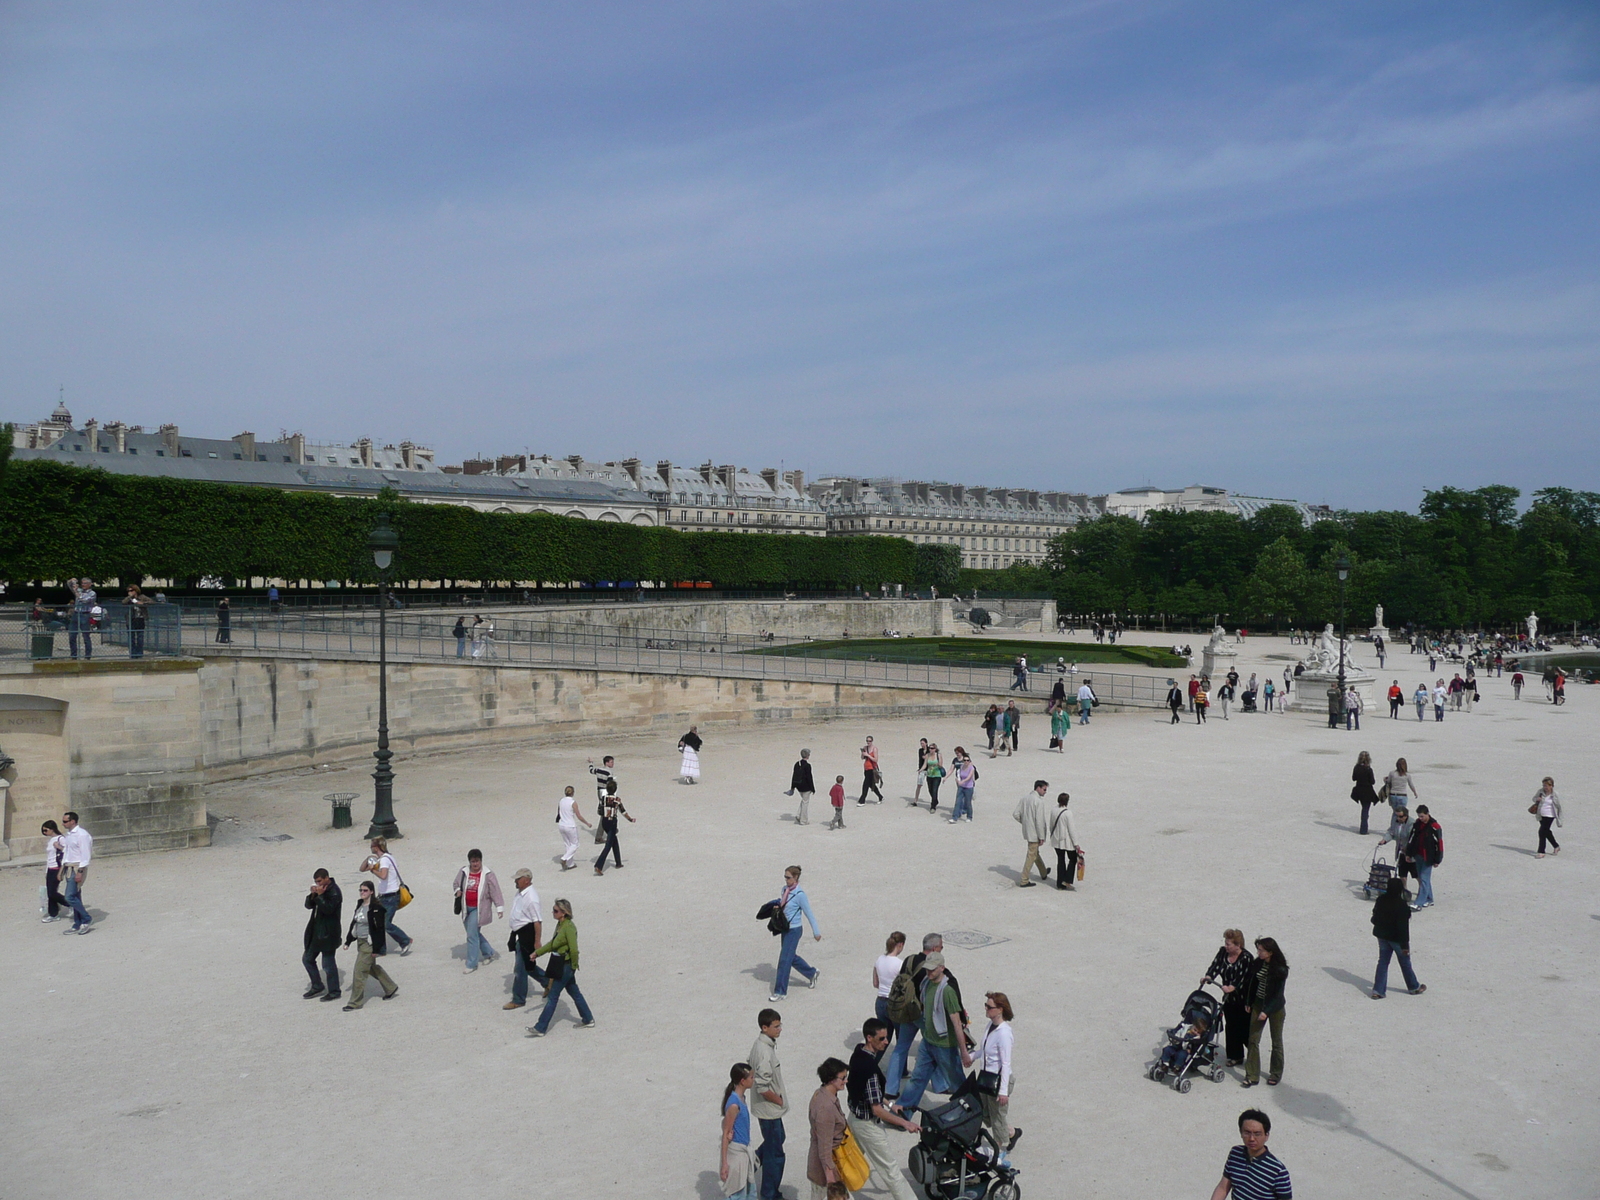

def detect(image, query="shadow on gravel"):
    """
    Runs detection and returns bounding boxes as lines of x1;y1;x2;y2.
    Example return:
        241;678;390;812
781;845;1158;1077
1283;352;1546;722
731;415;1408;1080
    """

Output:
695;1171;724;1200
1489;843;1538;858
1321;966;1374;995
1272;1082;1486;1200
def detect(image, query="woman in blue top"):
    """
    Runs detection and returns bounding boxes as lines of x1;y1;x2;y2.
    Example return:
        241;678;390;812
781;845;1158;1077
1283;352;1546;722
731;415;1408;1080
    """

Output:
719;1063;756;1199
768;865;822;1001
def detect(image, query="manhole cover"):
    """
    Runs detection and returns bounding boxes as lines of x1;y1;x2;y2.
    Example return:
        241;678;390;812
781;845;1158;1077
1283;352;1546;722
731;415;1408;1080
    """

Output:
940;929;1010;950
259;834;295;842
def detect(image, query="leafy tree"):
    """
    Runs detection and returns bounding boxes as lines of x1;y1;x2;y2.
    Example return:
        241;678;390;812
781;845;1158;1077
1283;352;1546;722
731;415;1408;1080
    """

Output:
1241;536;1309;628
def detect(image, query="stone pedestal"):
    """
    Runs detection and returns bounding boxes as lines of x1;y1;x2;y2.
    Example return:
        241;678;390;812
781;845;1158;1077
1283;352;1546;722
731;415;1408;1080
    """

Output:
1370;625;1390;643
1201;646;1238;681
1288;669;1376;715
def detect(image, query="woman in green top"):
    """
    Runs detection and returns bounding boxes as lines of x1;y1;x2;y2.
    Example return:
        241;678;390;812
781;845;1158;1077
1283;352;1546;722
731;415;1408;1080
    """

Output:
526;898;595;1037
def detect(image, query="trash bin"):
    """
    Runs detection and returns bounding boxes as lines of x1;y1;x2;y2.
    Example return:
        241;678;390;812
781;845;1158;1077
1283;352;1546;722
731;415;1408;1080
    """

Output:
30;632;54;660
327;792;357;829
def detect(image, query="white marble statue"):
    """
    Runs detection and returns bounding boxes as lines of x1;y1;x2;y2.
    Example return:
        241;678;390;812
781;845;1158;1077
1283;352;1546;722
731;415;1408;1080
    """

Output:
1526;612;1538;642
1374;605;1384;629
1207;624;1229;653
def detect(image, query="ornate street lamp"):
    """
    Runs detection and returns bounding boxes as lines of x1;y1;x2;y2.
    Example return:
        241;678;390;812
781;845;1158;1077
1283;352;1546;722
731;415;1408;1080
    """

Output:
366;514;401;839
1335;554;1351;726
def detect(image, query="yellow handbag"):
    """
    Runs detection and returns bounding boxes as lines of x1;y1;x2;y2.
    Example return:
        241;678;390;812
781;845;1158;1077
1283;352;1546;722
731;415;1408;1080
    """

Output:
833;1127;871;1192
397;883;414;909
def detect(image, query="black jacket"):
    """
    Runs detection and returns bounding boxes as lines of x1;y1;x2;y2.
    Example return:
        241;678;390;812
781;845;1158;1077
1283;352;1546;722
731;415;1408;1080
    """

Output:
791;759;815;792
1167;687;1184;710
1351;763;1378;804
1407;817;1443;866
1371;892;1411;945
344;900;388;955
1244;958;1288;1016
303;879;343;952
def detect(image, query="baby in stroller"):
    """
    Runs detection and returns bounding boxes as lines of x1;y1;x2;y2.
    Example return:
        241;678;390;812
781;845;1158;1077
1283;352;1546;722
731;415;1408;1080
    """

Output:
906;1091;1021;1200
1148;989;1225;1093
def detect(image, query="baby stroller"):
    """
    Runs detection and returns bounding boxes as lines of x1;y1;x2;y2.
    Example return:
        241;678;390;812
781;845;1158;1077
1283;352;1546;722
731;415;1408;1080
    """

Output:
1362;844;1395;899
1239;688;1258;713
1146;989;1225;1093
906;1091;1021;1200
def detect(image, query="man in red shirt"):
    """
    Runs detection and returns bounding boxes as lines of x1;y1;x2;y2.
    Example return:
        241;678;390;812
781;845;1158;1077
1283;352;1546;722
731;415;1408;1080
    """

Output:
1387;681;1403;719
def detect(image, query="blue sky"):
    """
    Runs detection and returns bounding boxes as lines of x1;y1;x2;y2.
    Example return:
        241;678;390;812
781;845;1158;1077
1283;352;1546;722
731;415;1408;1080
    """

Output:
1;1;1595;510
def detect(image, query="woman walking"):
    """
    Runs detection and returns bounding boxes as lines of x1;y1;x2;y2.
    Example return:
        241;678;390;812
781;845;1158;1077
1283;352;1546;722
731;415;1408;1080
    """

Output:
1200;930;1255;1067
982;705;1000;753
39;820;68;922
341;881;399;1010
807;1058;852;1199
767;865;822;1001
923;744;945;814
972;992;1018;1159
526;898;595;1036
1048;793;1082;891
1049;702;1070;751
679;725;703;784
858;736;884;804
556;785;593;871
1241;937;1288;1088
1369;878;1425;998
594;780;636;875
1531;776;1562;857
1384;759;1418;816
872;932;905;1036
948;750;976;823
359;837;413;956
452;849;504;973
1351;751;1379;835
912;739;930;804
720;1064;758;1199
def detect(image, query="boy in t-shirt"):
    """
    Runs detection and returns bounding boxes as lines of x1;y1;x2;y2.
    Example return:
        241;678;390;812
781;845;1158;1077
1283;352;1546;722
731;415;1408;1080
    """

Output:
829;776;846;830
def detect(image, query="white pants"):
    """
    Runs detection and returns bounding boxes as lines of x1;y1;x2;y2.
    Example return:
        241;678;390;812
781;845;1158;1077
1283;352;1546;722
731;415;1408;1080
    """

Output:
797;792;813;824
560;825;580;864
846;1114;914;1200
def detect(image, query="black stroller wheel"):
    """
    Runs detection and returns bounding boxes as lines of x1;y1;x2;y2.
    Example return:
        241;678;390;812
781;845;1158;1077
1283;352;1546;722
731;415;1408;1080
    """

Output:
989;1183;1021;1200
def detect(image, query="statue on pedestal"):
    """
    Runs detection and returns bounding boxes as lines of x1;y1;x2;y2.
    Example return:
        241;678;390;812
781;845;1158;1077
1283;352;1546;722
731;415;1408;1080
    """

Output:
1527;612;1538;642
1374;605;1384;629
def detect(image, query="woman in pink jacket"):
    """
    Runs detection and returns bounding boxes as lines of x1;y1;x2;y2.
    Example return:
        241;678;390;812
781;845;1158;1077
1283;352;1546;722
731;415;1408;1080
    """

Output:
452;849;505;974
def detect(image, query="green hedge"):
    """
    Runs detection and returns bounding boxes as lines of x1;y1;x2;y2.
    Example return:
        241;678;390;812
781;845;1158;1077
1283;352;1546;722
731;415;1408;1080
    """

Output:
0;460;918;588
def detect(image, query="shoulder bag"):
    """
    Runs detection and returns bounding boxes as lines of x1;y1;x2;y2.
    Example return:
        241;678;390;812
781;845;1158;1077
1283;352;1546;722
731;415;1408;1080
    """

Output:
388;858;414;909
832;1127;871;1192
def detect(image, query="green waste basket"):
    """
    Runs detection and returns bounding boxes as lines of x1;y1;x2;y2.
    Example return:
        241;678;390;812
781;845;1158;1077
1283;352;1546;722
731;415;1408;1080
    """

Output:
30;632;55;659
327;793;357;829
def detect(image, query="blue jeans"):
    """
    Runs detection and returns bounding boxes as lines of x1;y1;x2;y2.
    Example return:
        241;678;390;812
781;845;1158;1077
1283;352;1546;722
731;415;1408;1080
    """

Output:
378;892;411;952
756;1117;785;1200
897;1040;961;1113
885;1020;920;1096
456;635;467;657
69;618;93;659
1079;703;1091;724
303;945;339;993
533;965;593;1031
462;909;495;969
951;787;974;821
1415;862;1434;906
1373;939;1419;995
512;944;548;1005
64;872;91;928
772;926;815;996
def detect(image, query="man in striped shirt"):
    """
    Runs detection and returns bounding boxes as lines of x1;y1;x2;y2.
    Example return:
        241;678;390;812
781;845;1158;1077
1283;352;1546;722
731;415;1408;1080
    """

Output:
1210;1109;1292;1200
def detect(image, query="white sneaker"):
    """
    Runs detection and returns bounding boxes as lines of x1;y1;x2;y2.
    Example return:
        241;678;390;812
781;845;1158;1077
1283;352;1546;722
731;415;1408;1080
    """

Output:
42;915;58;923
464;966;478;974
767;994;783;1002
809;970;821;990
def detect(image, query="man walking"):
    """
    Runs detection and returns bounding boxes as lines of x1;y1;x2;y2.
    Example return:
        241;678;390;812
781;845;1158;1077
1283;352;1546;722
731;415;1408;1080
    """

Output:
1368;878;1425;999
846;1019;922;1200
1209;1109;1292;1200
1077;680;1096;724
1011;781;1052;888
790;749;815;826
504;868;548;1010
588;755;617;844
302;868;344;1000
895;954;972;1112
60;811;93;934
1004;701;1021;752
1407;805;1443;910
1167;680;1184;724
749;1009;789;1200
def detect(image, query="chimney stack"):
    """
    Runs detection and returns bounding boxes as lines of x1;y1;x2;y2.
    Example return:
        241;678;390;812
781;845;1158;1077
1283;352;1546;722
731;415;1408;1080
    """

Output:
160;423;181;456
357;438;373;468
784;469;805;493
233;431;256;462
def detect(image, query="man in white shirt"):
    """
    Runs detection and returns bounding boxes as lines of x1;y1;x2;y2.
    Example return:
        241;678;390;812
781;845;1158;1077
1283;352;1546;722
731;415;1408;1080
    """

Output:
504;869;547;1010
60;811;94;934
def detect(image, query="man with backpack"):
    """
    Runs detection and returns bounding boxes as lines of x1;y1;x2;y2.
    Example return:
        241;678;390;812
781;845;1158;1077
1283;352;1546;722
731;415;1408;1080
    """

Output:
884;933;968;1099
1406;806;1443;910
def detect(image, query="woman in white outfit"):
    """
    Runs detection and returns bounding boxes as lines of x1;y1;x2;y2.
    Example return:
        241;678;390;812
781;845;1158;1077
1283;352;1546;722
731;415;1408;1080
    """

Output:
1048;793;1082;891
973;992;1018;1159
678;725;703;784
556;785;592;871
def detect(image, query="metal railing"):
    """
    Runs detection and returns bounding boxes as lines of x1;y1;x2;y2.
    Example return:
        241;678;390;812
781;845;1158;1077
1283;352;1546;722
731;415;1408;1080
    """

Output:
0;604;185;662
183;610;1168;706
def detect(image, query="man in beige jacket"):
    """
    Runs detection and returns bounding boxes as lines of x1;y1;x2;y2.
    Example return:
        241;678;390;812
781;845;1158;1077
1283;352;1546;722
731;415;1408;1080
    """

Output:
1012;781;1052;888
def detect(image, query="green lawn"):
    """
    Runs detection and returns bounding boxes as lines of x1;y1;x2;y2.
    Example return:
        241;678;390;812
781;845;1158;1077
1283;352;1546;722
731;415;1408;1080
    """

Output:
744;637;1186;670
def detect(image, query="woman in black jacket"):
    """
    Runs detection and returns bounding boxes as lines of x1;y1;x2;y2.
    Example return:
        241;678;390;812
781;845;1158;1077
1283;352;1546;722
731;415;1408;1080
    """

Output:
342;881;398;1010
1199;929;1255;1066
1351;751;1380;835
1241;937;1288;1088
1369;878;1425;998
